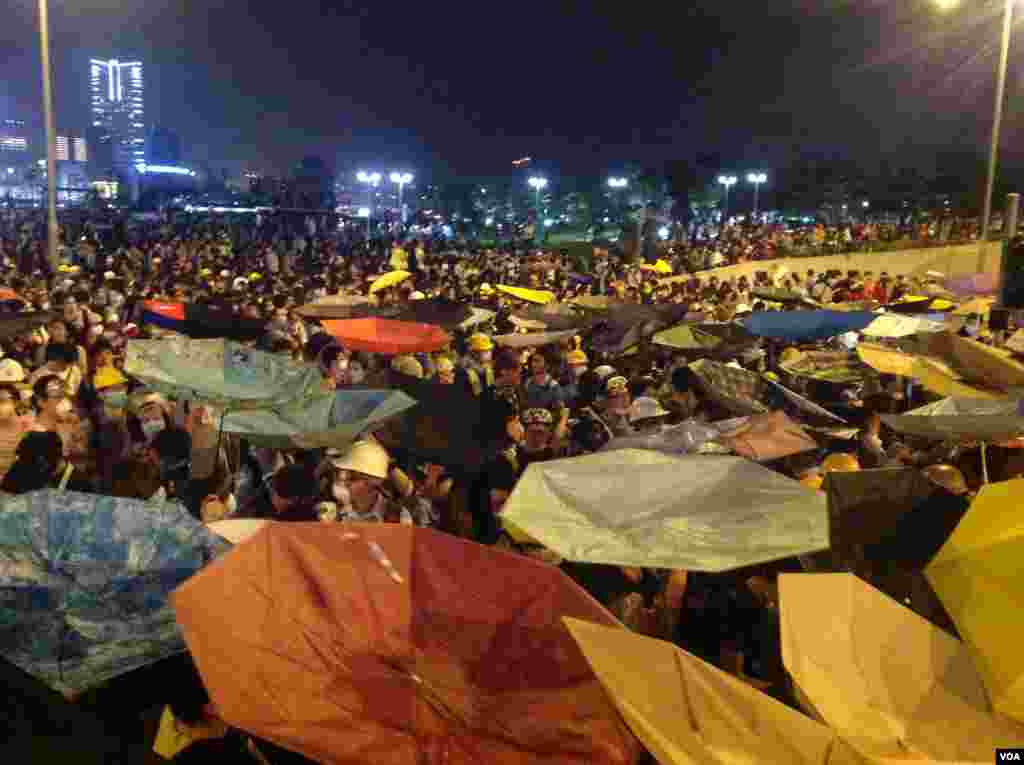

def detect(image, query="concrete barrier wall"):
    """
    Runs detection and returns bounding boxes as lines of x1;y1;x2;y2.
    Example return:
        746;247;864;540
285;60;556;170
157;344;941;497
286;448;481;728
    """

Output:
664;242;1003;285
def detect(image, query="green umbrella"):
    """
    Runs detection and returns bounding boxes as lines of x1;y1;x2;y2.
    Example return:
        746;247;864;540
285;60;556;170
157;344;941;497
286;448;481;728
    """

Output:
651;324;723;351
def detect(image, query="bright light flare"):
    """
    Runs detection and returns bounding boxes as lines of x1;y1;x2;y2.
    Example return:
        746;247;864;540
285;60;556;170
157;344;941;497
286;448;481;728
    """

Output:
528;176;548;190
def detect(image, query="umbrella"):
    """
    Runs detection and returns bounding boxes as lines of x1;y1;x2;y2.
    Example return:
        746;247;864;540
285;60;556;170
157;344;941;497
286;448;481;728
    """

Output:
651;324;722;352
601;419;722;456
952;297;996;317
507;316;548;331
742;310;876;342
322;318;450;355
888;296;957;314
385;298;474;330
0;311;57;341
778;350;877;385
172;523;639;765
512;303;587;332
901;332;1024;396
496;285;556;304
750;287;819;307
295;294;373;320
766;379;848;424
460;306;496;329
638;259;672;275
779;573;1024;761
372;371;508;472
926;479;1024;724
0;490;228;697
494;329;577;349
856;343;917;377
688;359;769;417
1007;329;1024;355
222;388;418;449
500;450;829;572
369;270;412;294
714;411;819;462
125;337;326;411
861;314;946;338
882;397;1024;442
591;303;692;355
141;301;268;341
0;288;25;304
563;618;864;765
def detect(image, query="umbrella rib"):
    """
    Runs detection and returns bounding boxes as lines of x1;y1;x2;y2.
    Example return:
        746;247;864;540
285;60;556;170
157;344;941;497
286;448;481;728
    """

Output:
672;649;702;736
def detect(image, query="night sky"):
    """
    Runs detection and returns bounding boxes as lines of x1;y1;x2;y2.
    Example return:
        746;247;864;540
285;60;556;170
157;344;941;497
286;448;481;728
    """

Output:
2;0;1023;180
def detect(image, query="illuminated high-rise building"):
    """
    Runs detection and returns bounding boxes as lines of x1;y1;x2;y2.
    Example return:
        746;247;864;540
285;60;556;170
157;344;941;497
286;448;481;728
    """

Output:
0;119;29;159
55;134;88;163
89;58;145;173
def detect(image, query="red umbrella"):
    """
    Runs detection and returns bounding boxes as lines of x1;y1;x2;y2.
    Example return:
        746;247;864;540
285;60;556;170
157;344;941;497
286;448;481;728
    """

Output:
173;523;639;765
323;318;450;355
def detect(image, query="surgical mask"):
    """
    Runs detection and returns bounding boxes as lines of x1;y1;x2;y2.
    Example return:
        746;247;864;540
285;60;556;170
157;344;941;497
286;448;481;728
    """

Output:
55;399;73;417
141;419;166;441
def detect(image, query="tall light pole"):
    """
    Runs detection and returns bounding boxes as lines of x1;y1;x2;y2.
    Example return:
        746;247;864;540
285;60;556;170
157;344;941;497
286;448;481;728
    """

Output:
607;176;628;227
357;171;381;238
982;0;1013;272
38;0;59;272
717;175;737;222
389;172;413;225
747;172;767;220
528;176;548;238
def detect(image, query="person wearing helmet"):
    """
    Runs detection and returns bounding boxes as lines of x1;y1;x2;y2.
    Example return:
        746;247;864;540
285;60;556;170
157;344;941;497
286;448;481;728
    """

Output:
462;333;495;395
560;349;589;407
822;453;861;473
601;375;634;437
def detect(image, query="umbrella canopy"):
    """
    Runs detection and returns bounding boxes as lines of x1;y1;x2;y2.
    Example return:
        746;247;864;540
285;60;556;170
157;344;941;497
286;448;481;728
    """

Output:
369;270;412;294
322;318;450;355
507;315;547;332
141;301;269;341
500;450;828;572
947;273;999;297
206;519;269;545
888;296;957;314
714;411;819;462
742;310;876;342
0;288;25;304
511;303;586;332
172;523;639;765
564;618;863;765
901;332;1024;396
494;329;577;349
125;337;326;411
766;379;848;424
0;311;57;341
496;285;556;304
460;306;496;330
591;303;692;355
384;298;474;330
750;287;819;307
926;479;1024;724
0;491;229;697
638;259;672;275
372;370;508;472
295;294;373;320
779;573;1024;761
779;350;877;385
882;397;1024;442
861;314;946;339
688;359;768;417
601;419;722;456
651;324;723;352
222;388;418;449
952;297;996;317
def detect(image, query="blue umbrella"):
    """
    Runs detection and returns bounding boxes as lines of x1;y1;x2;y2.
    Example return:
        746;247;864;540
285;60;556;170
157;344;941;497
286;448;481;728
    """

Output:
0;491;229;697
742;310;877;342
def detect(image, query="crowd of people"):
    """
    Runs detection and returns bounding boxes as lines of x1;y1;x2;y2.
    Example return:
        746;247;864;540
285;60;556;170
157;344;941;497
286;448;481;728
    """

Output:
0;205;1014;763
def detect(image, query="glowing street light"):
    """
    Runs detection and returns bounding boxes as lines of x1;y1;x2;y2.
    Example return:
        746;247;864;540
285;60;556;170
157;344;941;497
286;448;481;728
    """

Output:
607;177;629;189
747;172;767;219
357;171;381;237
528;176;548;222
389;172;413;224
717;175;738;221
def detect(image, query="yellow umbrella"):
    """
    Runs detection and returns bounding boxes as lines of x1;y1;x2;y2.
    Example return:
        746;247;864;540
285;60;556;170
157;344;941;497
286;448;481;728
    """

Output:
927;479;1024;725
653;259;673;275
953;297;996;317
495;284;555;305
856;343;916;378
563;617;865;765
369;270;412;294
779;573;1024;761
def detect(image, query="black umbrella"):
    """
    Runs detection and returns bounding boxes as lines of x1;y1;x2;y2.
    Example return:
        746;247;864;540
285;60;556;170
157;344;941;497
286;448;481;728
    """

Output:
141;301;268;341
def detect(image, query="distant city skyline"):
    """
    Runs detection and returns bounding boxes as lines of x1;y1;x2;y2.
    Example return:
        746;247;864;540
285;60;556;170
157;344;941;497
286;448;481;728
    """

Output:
89;58;145;173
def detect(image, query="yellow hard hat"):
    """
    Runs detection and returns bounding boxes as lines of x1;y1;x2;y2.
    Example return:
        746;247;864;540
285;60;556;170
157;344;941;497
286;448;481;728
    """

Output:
822;453;861;473
780;347;803;365
468;333;493;352
200;267;213;277
763;371;780;382
922;464;968;496
248;272;263;282
800;474;824;491
479;282;494;295
566;349;588;365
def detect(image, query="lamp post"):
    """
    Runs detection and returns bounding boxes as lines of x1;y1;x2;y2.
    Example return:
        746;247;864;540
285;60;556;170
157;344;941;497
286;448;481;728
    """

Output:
528;176;548;238
38;0;59;272
356;171;381;238
717;175;737;222
607;177;628;227
389;172;413;225
747;172;767;220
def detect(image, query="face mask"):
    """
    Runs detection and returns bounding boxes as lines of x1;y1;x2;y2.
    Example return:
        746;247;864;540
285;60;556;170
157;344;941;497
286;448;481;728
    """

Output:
141;419;166;441
40;302;50;311
55;399;73;417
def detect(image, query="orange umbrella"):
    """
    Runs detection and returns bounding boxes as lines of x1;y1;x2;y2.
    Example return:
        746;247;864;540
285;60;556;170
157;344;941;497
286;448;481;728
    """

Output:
323;317;450;355
172;523;639;765
0;288;25;304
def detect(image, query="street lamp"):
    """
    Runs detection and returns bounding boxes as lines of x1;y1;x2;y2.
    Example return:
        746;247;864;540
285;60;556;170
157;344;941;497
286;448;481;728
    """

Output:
607;177;628;189
357;171;381;237
389;172;413;225
717;175;737;221
528;176;548;227
37;0;58;271
747;172;767;219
